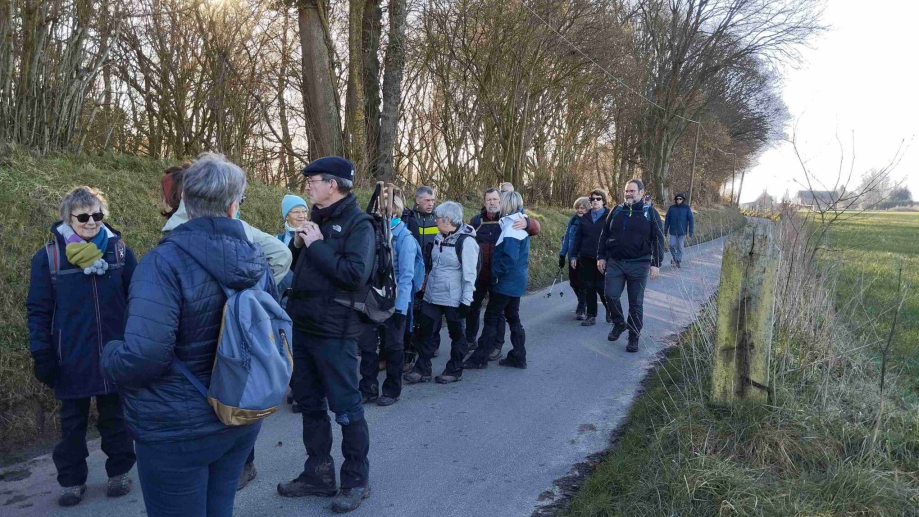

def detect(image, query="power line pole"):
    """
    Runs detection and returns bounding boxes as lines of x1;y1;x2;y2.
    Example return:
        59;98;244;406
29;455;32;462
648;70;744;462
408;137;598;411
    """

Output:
732;152;737;206
687;122;701;205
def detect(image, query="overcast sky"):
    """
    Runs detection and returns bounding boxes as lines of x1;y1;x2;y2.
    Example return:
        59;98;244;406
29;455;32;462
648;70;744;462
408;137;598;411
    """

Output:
739;0;917;203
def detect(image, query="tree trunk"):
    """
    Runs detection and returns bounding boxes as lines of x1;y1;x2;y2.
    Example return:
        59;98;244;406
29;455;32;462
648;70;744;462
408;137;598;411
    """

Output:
344;0;366;171
298;0;342;160
278;8;297;187
378;0;407;183
362;0;382;179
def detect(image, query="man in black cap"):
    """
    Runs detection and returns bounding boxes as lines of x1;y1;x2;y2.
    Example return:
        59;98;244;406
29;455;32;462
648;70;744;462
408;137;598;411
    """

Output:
278;156;373;513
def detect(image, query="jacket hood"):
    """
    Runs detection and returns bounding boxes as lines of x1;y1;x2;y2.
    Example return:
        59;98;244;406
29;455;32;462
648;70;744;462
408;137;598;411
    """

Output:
674;193;689;204
51;221;121;244
437;223;476;244
162;199;188;232
163;217;266;291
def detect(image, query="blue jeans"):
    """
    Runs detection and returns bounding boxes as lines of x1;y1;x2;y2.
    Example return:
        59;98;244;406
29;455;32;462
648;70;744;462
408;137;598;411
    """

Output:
135;423;260;517
669;234;686;263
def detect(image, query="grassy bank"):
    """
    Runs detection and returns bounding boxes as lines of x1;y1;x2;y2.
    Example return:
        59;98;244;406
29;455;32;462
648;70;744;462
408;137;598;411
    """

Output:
561;211;919;516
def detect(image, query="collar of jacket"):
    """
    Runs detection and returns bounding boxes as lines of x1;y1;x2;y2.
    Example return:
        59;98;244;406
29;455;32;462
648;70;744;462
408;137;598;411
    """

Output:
311;193;357;223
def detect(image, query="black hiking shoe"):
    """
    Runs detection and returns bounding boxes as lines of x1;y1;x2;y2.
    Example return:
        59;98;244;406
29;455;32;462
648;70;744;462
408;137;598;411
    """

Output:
605;310;612;323
236;462;256;491
58;485;86;507
462;360;487;370
675;260;682;269
498;358;527;369
277;476;337;498
435;374;461;384
361;392;379;404
107;474;133;497
607;324;627;342
575;310;586;321
626;337;639;353
331;486;371;513
377;396;399;406
581;316;596;326
402;371;431;384
488;348;503;361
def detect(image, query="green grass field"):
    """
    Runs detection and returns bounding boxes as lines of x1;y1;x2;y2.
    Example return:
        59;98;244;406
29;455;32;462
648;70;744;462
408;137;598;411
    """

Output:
561;211;919;516
824;211;919;386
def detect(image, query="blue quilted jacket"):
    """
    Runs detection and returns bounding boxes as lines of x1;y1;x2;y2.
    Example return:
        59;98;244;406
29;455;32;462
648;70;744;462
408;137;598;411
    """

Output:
103;217;269;443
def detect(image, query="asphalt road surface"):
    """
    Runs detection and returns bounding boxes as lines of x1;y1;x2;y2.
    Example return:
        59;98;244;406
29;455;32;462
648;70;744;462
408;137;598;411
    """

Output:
0;237;725;517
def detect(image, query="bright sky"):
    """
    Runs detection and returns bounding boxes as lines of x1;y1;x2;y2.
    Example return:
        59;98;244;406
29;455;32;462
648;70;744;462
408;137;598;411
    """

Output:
741;0;918;203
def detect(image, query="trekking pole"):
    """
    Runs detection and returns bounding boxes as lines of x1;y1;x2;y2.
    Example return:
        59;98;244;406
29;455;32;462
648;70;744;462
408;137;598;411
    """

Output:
545;266;566;298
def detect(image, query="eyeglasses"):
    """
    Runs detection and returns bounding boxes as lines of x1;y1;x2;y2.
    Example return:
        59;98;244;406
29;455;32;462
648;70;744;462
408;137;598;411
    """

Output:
307;178;331;187
71;212;104;223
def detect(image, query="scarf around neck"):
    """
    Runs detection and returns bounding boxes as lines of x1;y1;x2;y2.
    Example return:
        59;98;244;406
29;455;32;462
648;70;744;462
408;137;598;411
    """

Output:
60;224;110;274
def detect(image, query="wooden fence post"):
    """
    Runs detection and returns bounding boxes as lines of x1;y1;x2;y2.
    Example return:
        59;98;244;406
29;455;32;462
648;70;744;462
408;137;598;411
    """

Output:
712;218;779;404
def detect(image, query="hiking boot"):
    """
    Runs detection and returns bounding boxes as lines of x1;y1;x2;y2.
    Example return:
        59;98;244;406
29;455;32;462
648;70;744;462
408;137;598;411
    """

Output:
462;360;487;370
575;310;586;321
402;371;431;384
331;486;371;513
498;358;527;369
236;462;256;491
626;337;639;353
377;396;398;406
488;348;502;361
435;374;461;384
607;323;627;342
361;392;379;404
675;260;682;269
277;475;337;498
402;359;414;373
58;485;86;507
605;310;612;324
581;316;596;326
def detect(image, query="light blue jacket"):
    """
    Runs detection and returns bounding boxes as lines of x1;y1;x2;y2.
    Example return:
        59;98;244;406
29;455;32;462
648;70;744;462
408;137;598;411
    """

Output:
391;222;419;314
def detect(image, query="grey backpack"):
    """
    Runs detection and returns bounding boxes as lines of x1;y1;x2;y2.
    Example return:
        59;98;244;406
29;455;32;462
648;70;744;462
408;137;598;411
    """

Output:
174;271;294;426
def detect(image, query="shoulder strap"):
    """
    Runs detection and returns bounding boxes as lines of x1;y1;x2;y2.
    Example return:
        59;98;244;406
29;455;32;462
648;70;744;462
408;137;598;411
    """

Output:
173;357;209;396
114;240;126;266
643;205;651;221
45;238;59;289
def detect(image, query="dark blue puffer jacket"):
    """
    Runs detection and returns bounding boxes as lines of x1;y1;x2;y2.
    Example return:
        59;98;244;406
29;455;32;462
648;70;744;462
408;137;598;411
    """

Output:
664;202;695;236
27;222;136;400
102;217;269;443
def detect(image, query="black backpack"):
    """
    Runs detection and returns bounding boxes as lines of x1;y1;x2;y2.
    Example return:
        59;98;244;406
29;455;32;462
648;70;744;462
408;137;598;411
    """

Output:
337;184;397;324
451;233;482;276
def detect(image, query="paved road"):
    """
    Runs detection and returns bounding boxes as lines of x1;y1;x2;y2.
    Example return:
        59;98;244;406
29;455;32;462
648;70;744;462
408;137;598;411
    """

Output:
0;238;724;517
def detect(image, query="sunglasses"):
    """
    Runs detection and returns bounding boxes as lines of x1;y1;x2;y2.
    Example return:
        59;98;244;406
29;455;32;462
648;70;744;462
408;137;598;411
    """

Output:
71;212;104;223
675;198;684;201
590;197;603;201
240;194;247;205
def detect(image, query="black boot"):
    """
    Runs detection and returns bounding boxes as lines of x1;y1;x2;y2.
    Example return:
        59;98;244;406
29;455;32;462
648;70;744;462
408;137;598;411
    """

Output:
331;486;371;513
279;412;337;497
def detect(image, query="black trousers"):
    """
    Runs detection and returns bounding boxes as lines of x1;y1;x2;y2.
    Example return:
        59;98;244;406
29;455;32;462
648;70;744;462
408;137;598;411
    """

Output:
605;259;650;340
412;302;468;377
290;330;369;488
358;314;406;399
466;292;525;366
53;394;136;487
579;257;609;317
465;280;506;348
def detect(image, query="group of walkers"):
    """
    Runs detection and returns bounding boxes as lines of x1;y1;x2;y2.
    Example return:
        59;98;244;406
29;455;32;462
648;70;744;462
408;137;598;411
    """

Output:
26;154;545;516
558;181;694;351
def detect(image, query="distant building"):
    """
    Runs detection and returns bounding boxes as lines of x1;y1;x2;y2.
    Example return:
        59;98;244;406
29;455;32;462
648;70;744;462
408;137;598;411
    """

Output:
794;190;838;209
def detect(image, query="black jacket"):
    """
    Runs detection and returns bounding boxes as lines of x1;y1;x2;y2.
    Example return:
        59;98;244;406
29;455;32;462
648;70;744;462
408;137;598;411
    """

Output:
403;208;437;272
597;201;665;267
571;207;609;260
288;194;375;338
469;209;501;285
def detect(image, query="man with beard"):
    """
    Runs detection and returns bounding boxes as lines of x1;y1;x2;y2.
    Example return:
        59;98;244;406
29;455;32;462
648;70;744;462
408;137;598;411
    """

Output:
597;179;664;353
465;188;540;359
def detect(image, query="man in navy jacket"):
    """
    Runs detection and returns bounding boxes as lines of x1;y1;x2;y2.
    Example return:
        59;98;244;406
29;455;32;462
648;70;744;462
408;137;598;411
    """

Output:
663;192;694;267
597;179;664;353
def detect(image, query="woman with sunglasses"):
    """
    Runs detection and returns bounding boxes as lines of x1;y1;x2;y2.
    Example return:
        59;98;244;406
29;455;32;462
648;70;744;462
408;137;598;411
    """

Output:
570;189;612;326
26;186;138;507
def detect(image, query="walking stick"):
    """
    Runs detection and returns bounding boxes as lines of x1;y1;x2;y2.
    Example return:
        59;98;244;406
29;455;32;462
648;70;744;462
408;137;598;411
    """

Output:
545;266;566;298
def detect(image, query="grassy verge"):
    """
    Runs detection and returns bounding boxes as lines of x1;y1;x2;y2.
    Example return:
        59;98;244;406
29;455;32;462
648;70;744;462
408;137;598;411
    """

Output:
561;211;919;516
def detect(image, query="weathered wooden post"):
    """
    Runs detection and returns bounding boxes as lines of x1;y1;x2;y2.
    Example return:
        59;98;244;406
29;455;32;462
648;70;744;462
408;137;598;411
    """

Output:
712;218;779;404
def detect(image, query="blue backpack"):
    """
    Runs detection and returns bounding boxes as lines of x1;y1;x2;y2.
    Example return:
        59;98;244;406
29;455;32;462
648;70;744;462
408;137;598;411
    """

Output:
174;271;294;426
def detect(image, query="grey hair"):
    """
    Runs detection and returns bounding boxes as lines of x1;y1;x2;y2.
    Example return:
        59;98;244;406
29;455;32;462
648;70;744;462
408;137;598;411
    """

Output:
500;191;523;216
320;173;353;194
183;153;247;219
415;186;434;198
499;182;514;193
60;186;109;222
434;201;464;227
